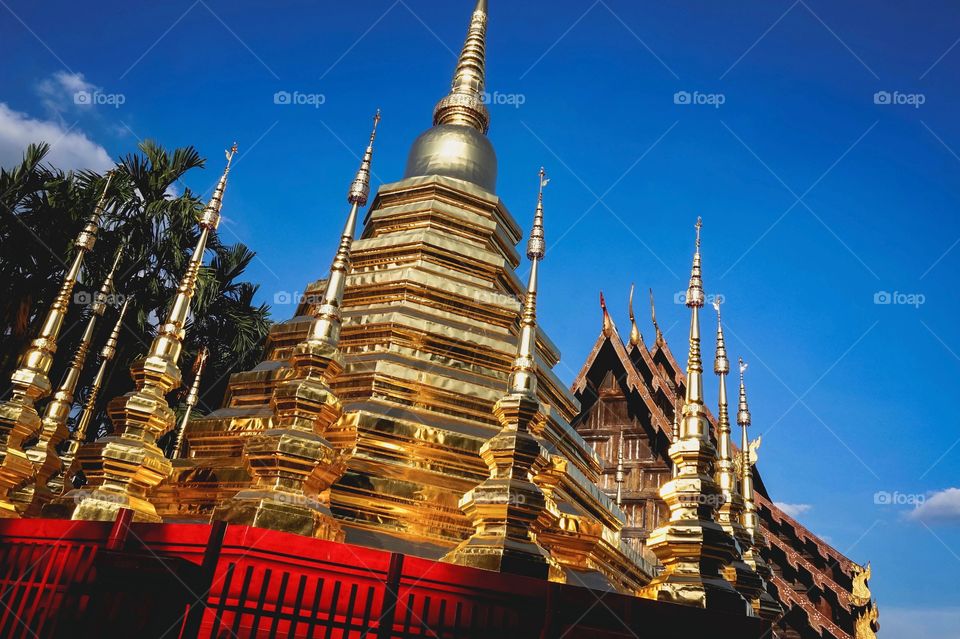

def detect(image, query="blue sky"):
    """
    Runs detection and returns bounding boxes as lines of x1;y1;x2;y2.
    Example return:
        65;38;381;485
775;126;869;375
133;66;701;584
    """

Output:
2;1;959;634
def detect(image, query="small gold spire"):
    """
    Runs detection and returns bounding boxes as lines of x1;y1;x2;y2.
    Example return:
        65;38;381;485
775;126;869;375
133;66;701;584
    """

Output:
20;247;125;514
649;287;663;343
347;109;380;206
51;298;129;495
684;218;705;431
433;0;490;133
628;284;641;347
308;113;380;351
600;291;613;337
0;172;114;517
171;346;208;459
508;167;547;396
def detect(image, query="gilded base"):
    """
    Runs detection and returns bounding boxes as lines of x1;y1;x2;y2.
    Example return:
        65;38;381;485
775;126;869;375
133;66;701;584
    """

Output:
43;487;162;523
442;533;551;579
212;490;343;540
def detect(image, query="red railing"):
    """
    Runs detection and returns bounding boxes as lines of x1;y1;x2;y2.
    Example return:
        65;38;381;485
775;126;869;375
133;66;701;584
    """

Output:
0;513;767;639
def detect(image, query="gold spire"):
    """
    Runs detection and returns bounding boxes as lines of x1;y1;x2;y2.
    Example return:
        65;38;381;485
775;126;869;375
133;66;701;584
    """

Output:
0;173;113;517
508;166;546;396
51;298;129;496
214;123;380;539
736;357;783;621
712;303;763;612
684;217;705;424
628;284;641;347
309;111;380;350
347;109;380;206
19;248;124;514
638;218;748;613
649;287;663;343
51;146;235;522
600;291;613;337
171;346;209;459
442;166;557;580
738;358;756;538
433;0;490;133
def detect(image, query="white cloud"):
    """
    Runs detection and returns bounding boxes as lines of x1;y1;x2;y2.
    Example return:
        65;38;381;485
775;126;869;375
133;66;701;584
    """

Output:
775;502;813;518
0;103;112;172
36;71;97;117
908;487;960;524
881;607;960;639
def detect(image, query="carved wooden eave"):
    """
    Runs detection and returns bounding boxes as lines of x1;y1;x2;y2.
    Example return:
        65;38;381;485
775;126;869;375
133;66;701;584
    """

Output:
756;493;858;576
571;321;674;440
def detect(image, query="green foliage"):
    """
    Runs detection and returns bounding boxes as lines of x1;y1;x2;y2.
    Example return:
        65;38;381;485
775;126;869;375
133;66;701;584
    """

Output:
0;141;271;439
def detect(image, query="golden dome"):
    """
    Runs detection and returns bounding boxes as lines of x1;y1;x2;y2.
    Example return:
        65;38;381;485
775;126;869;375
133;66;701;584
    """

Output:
404;124;497;192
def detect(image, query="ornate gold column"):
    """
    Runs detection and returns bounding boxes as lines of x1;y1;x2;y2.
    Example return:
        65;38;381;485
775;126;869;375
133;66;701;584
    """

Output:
0;174;113;517
19;249;123;515
441;168;556;579
638;219;749;613
48;146;235;522
737;360;784;621
711;302;761;614
171;346;208;459
48;299;129;496
211;114;380;539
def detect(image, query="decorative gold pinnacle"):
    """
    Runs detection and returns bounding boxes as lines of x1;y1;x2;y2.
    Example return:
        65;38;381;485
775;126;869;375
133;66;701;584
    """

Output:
0;173;113;518
600;291;613;337
638;219;748;613
49;299;129;497
49;146;235;523
628;284;641;347
213;119;380;539
171;346;209;459
649;287;663;343
737;359;783;621
433;0;490;133
442;167;556;579
18;248;124;516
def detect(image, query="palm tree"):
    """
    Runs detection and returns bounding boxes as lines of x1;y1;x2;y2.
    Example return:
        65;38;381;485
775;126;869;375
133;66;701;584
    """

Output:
0;140;272;442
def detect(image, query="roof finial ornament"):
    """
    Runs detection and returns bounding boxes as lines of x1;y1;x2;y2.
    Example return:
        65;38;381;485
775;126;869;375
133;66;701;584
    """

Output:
433;0;490;133
600;291;613;337
649;288;663;342
628;284;641;347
